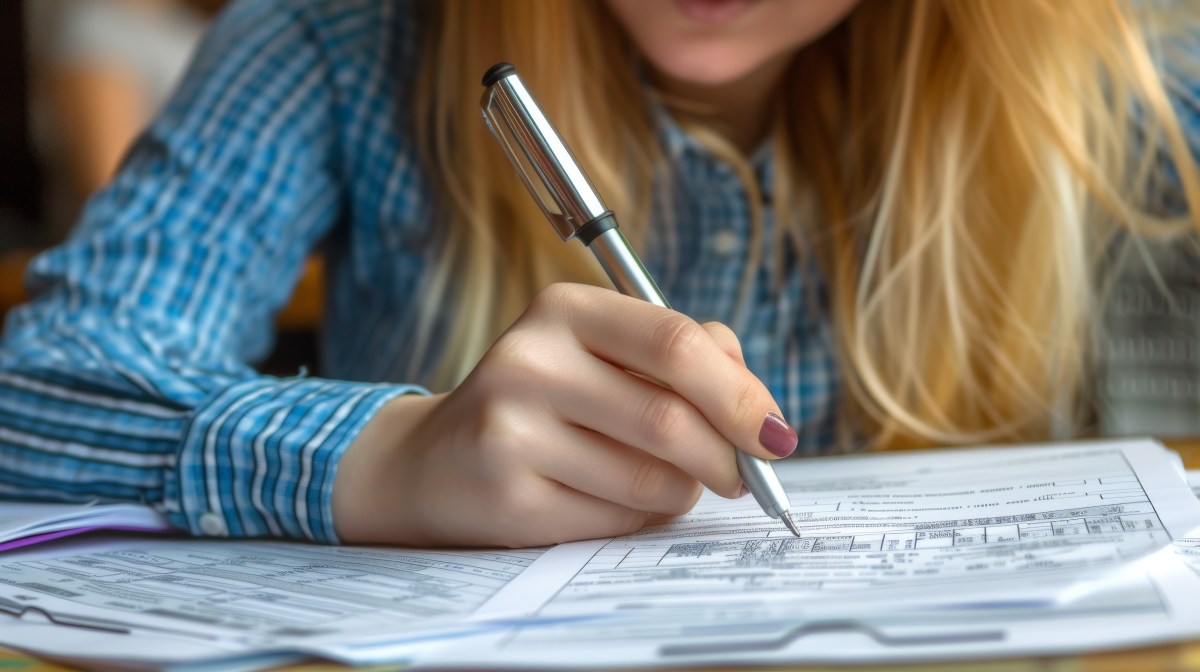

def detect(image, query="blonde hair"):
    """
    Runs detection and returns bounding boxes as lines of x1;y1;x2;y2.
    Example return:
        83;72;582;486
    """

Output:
414;0;1200;449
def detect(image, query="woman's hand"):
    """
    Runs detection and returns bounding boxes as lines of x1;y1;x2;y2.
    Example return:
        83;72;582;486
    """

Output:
332;283;797;548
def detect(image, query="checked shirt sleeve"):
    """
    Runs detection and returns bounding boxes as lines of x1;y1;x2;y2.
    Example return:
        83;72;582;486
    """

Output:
0;2;415;544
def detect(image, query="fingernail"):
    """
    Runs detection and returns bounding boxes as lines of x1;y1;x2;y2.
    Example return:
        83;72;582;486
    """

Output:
758;412;797;457
739;484;750;498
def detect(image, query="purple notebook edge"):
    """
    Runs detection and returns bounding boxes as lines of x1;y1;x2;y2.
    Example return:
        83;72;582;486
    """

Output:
0;525;174;552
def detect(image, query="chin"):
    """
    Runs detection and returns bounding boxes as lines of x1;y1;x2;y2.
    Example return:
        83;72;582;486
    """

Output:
646;44;765;87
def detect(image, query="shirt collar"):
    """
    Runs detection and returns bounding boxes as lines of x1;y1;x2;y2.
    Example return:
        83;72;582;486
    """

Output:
648;95;777;204
649;95;709;163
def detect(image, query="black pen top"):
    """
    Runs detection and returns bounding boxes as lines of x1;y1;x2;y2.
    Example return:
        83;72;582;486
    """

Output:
482;62;516;88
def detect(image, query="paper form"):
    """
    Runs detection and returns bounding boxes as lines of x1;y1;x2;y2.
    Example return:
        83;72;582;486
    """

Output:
0;538;548;667
3;440;1197;670
418;439;1200;668
0;501;170;551
1181;471;1200;576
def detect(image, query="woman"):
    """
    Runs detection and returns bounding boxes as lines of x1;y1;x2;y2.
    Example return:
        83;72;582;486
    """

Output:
1;0;1197;548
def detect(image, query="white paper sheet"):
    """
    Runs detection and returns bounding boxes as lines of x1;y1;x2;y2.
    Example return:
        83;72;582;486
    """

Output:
1188;469;1200;499
4;439;1197;670
417;439;1200;668
0;501;170;548
0;537;547;667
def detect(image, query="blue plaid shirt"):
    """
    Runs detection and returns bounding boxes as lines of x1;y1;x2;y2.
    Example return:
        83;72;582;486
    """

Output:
0;0;1196;544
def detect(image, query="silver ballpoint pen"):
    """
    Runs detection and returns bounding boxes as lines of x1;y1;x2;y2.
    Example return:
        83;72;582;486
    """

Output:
480;62;800;537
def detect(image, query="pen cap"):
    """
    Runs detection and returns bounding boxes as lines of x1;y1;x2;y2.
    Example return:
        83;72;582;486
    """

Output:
480;62;608;242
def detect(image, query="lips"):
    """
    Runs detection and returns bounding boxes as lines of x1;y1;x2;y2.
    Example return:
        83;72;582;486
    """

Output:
673;0;761;25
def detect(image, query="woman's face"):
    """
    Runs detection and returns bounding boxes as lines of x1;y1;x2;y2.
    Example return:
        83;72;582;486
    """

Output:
604;0;860;87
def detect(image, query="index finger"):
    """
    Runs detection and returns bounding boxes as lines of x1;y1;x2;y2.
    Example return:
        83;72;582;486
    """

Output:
555;286;798;461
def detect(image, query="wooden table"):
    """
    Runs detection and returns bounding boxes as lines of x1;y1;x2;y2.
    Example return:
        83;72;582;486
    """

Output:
4;440;1200;672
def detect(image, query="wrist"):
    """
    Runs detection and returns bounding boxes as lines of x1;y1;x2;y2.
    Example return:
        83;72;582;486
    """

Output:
331;392;443;544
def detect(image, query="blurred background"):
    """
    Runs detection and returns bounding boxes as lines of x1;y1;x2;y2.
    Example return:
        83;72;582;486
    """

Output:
0;0;1197;436
3;0;223;250
0;0;320;373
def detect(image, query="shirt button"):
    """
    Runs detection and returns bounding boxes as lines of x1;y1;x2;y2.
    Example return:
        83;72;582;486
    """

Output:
712;229;739;257
198;512;228;537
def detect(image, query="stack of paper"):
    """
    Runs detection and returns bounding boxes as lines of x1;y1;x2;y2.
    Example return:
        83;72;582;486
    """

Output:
420;439;1200;668
0;501;171;551
0;538;555;669
1;439;1198;670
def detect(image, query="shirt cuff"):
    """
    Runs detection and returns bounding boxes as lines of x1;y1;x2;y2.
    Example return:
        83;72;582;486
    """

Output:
161;377;426;543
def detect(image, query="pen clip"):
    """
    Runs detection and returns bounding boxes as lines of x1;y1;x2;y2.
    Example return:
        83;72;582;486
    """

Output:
480;62;608;242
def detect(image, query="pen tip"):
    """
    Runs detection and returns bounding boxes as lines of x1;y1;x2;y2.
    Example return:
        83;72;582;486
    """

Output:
781;512;801;537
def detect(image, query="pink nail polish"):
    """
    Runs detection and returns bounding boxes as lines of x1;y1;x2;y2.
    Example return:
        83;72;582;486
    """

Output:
758;412;797;457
